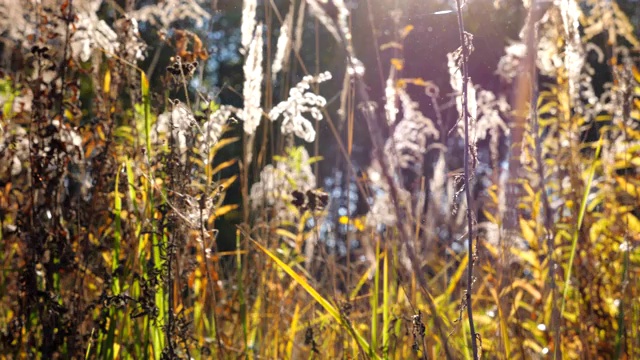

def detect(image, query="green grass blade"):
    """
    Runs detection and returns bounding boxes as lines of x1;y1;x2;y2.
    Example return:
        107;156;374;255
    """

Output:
382;248;390;360
371;240;380;353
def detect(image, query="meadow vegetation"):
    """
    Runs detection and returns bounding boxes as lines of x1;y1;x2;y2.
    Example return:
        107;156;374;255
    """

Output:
0;0;639;358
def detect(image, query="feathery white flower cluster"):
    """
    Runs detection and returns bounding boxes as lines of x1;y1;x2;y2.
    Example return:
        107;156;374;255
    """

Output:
429;152;448;213
495;42;526;83
365;88;438;228
269;72;332;142
239;24;264;135
366;190;404;227
535;12;564;77
475;89;510;141
249;147;317;223
332;0;352;44
386;88;439;171
171;102;196;157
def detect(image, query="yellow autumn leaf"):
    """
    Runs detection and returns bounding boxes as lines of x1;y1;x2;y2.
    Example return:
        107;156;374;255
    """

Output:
275;228;297;242
213;204;239;218
104;68;111;94
623;212;640;235
400;25;414;39
390;58;404;71
519;217;537;245
379;41;402;51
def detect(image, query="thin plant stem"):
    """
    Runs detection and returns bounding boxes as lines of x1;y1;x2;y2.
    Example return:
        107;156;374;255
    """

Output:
453;0;478;358
527;6;561;358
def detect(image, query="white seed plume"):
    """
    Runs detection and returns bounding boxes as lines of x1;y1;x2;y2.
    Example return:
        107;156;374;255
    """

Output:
384;67;398;125
240;24;264;135
241;0;258;54
272;2;294;80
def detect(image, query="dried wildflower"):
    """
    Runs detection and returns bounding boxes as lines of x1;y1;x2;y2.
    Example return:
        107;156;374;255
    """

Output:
238;24;264;135
166;58;198;82
183;194;213;232
308;190;329;211
268;72;332;142
291;190;306;209
411;311;426;351
36;119;84;158
290;189;329;211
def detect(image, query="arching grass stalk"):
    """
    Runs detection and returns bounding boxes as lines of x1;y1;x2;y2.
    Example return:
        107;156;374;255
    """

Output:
560;134;604;319
453;0;478;358
246;232;380;359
